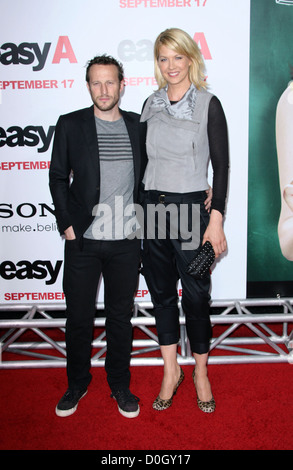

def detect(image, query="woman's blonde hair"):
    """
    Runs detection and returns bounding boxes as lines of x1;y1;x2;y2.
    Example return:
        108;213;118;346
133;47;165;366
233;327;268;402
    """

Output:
154;28;207;90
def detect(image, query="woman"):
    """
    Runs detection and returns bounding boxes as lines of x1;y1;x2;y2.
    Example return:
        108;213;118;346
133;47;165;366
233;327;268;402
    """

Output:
140;28;229;413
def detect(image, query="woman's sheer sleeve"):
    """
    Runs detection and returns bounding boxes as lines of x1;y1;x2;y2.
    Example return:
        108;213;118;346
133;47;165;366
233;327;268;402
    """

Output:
207;96;229;215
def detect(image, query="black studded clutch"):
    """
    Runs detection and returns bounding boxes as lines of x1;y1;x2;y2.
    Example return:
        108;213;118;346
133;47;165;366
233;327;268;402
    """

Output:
186;241;215;279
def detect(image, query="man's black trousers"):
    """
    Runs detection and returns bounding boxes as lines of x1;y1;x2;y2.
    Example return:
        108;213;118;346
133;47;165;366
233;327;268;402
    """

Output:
63;237;140;392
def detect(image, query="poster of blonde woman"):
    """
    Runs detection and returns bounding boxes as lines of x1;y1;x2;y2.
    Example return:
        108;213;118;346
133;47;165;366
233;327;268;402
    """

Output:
276;80;293;261
247;0;293;297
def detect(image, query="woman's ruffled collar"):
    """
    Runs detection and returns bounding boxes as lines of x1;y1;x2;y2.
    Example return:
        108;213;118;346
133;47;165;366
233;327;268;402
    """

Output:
150;83;197;120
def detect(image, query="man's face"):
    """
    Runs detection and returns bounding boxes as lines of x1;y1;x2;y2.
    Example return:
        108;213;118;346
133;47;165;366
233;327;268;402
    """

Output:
87;64;124;114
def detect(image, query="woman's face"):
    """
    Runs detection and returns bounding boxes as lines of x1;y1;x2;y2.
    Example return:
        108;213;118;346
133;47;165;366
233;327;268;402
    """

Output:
157;44;191;89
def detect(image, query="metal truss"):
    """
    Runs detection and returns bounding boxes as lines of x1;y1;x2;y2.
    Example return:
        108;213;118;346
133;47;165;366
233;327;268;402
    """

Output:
0;298;293;369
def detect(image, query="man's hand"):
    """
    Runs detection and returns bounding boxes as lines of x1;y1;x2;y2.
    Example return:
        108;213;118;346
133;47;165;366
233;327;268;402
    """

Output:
64;226;76;240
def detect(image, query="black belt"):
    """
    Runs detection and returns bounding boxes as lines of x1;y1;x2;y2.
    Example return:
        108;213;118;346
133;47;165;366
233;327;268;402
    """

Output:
144;190;206;204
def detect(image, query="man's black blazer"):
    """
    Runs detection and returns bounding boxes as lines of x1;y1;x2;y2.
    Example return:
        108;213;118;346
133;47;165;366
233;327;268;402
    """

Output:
49;105;147;241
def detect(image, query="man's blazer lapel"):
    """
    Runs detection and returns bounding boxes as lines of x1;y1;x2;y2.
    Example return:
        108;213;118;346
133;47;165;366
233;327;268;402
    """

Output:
121;110;141;192
81;106;99;170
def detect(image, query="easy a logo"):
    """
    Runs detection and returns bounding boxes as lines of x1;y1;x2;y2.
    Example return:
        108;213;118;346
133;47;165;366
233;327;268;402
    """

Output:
0;260;63;285
0;125;55;153
0;36;77;71
118;33;212;62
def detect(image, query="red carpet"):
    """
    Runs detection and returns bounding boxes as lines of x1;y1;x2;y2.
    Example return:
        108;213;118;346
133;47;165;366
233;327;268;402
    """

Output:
1;361;293;452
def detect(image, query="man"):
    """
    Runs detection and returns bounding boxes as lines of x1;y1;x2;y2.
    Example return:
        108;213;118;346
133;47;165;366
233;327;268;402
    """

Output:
49;55;147;418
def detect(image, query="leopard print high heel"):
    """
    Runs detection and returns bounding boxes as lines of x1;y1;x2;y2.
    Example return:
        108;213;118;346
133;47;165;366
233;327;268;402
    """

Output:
152;367;184;411
192;369;215;413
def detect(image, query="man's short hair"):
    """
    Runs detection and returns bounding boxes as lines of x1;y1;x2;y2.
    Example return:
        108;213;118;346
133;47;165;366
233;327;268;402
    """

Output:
86;55;124;83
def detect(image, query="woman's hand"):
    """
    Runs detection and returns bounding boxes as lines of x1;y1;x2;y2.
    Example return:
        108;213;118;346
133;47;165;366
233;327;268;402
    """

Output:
202;210;227;258
204;185;212;213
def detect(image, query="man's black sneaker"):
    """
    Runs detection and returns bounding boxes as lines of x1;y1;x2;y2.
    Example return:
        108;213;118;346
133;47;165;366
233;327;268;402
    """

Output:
55;388;87;417
111;389;140;418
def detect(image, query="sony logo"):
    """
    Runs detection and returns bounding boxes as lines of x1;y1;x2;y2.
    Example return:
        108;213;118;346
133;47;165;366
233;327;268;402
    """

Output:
0;203;55;219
